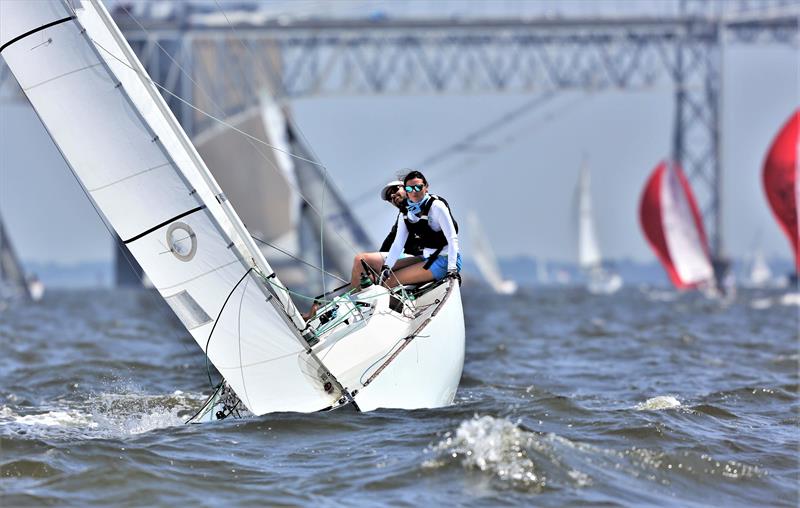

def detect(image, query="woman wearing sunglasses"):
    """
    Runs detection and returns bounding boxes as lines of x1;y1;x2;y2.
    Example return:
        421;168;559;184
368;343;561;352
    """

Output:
380;170;462;287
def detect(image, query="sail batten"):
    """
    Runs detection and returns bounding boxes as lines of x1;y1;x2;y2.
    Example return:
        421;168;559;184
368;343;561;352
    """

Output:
1;0;338;414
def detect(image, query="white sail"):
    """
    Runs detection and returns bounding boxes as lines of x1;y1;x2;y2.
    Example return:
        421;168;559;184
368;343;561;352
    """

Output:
0;0;341;414
575;163;622;294
660;163;714;286
577;163;602;269
466;212;517;294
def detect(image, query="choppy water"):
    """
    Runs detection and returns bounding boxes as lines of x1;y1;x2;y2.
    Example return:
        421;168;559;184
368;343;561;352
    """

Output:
1;286;798;506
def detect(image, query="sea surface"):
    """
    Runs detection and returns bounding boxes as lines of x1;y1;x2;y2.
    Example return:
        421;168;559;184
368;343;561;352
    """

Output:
1;286;798;506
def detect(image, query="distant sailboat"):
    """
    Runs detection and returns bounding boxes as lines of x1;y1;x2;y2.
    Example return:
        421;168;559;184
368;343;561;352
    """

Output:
0;211;31;301
576;163;622;294
466;211;517;294
1;0;463;417
639;161;714;290
762;109;799;275
746;249;772;287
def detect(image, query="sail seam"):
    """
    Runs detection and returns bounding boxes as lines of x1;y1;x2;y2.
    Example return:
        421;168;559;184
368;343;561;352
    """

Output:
0;16;76;54
22;63;104;92
88;161;173;192
122;205;206;244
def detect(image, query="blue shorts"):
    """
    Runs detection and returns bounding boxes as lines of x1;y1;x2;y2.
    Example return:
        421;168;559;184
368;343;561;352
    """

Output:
426;253;462;280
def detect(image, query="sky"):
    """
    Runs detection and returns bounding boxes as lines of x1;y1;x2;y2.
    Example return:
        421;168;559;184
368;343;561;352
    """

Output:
0;3;797;269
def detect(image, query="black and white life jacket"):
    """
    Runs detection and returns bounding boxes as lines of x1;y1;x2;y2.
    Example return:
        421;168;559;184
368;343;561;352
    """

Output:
402;195;459;252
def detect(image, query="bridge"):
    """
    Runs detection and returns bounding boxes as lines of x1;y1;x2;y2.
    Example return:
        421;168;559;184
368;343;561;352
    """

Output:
1;0;797;284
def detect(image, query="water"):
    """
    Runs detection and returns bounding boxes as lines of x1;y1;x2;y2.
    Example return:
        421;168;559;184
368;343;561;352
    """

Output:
1;286;797;506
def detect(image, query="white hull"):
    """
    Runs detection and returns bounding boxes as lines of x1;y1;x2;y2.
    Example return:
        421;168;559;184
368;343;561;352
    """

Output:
313;280;465;412
586;268;623;295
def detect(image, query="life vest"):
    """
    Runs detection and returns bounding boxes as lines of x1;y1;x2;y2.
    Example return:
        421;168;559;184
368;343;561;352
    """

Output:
402;195;459;252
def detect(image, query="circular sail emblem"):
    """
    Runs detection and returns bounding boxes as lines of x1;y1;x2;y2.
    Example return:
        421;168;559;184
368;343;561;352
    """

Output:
166;222;197;262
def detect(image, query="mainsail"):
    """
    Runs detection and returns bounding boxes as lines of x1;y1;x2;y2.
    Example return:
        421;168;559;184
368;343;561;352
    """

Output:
762;109;799;272
0;210;30;300
466;211;517;294
639;161;714;289
0;0;343;414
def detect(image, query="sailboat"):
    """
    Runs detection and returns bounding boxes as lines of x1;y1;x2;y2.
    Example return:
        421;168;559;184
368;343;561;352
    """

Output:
575;163;622;294
639;161;715;290
746;249;772;287
0;210;43;302
0;211;32;302
0;0;464;417
762;109;799;276
466;212;517;294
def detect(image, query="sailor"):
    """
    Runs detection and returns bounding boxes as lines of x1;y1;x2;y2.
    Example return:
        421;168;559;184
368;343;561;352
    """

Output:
348;180;425;290
379;170;462;288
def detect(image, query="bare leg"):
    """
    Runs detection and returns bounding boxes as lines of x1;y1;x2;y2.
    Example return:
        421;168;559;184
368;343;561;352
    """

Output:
350;252;386;290
383;262;435;288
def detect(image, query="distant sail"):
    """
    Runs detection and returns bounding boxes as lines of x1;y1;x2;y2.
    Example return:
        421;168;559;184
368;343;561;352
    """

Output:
575;163;622;294
577;164;602;269
639;161;714;289
0;210;30;300
466;211;517;294
762;109;799;272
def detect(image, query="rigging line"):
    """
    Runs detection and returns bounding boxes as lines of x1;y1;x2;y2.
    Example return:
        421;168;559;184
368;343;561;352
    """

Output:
90;26;365;262
210;0;344;285
250;233;348;284
116;4;362;259
433;91;592;185
349;91;558;205
204;267;254;389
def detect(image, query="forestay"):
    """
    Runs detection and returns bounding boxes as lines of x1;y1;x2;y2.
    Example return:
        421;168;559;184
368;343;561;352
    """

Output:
0;0;341;414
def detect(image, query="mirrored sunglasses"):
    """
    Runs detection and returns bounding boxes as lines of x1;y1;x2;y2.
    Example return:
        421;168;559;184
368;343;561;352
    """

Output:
405;184;424;192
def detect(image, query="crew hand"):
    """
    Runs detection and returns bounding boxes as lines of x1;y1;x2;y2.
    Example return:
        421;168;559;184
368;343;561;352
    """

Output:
446;269;461;285
378;265;391;285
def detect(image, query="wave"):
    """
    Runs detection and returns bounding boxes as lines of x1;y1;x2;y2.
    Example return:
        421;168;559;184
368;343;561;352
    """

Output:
634;395;681;411
0;389;207;440
422;415;764;497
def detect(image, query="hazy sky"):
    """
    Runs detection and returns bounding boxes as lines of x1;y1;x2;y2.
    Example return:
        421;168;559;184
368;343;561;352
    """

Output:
0;12;797;268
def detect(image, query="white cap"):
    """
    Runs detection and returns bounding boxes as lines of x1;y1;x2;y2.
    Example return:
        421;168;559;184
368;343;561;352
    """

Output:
380;180;404;201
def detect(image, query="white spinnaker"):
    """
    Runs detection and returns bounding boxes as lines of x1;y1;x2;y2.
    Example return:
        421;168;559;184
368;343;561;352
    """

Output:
660;164;714;285
466;212;507;291
577;164;602;269
0;0;338;414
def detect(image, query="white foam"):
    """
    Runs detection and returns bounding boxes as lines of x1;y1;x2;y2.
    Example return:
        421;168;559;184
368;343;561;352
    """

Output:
635;395;681;411
426;415;543;489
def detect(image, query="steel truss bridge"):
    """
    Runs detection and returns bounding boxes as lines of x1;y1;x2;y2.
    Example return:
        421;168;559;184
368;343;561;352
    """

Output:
1;1;797;283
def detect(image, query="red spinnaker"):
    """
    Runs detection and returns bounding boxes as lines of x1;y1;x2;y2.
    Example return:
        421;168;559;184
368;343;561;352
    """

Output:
762;109;799;271
639;161;713;289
